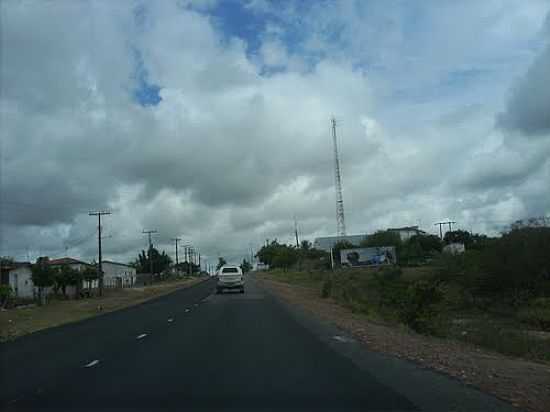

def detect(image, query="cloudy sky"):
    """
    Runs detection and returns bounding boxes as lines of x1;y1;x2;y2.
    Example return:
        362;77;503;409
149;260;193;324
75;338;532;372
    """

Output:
1;0;549;266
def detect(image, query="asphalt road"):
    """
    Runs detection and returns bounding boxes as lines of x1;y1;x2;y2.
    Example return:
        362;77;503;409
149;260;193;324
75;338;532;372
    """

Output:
0;276;519;412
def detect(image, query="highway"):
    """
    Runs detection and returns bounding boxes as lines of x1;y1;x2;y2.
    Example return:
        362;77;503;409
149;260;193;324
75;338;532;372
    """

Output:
0;276;519;411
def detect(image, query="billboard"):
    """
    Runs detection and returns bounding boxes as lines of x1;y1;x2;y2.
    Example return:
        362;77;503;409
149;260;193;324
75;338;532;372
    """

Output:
340;247;397;267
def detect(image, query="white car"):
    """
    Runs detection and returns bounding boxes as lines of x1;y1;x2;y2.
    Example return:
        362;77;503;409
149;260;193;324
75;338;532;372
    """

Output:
216;265;244;294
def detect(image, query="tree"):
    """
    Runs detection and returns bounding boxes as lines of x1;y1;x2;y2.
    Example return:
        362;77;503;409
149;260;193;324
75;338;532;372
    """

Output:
361;231;402;249
444;230;471;245
413;234;442;253
175;261;200;275
480;227;550;303
0;284;12;309
271;245;299;270
135;247;172;274
361;231;403;262
82;265;98;295
444;230;496;251
53;266;81;298
300;240;312;251
1;256;14;266
216;257;227;271
31;257;55;305
399;234;442;265
256;240;280;266
240;259;252;273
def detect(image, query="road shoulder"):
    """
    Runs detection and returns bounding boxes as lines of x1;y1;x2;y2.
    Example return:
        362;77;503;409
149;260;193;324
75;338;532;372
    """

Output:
0;277;209;342
257;276;549;412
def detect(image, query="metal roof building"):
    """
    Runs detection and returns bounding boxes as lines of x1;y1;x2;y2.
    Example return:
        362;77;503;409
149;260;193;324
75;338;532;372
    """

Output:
313;234;368;251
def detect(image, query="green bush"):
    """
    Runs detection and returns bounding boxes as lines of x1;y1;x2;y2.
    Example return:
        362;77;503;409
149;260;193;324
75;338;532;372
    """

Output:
0;284;13;307
397;279;446;335
459;321;550;361
480;227;550;303
517;298;550;330
321;277;333;298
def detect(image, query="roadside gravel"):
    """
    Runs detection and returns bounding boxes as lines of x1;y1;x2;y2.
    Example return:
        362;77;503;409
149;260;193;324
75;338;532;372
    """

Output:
259;277;550;412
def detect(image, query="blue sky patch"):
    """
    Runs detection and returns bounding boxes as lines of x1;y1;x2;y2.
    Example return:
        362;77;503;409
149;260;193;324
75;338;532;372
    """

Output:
131;47;162;107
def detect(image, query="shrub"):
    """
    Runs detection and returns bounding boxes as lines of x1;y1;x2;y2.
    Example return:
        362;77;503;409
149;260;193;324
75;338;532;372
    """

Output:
0;284;13;308
480;227;550;303
321;277;333;298
517;298;550;331
398;279;445;335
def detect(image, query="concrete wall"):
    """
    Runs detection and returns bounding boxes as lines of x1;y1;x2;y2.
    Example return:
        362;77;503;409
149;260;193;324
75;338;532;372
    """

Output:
50;263;99;295
8;266;34;298
103;262;136;288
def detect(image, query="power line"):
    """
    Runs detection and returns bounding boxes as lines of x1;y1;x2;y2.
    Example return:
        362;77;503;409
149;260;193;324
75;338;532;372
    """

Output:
434;221;456;239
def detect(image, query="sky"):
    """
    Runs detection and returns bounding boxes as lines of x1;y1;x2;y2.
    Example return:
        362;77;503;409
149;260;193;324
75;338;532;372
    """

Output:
1;0;550;266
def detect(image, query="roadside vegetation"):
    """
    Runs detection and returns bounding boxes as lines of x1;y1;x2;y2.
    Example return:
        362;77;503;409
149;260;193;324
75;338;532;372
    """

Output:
0;275;204;341
256;226;550;363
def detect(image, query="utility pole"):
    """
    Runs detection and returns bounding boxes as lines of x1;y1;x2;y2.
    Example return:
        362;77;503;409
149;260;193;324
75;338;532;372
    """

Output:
89;210;111;296
142;230;157;280
184;244;192;275
434;221;456;239
294;216;300;248
171;237;181;266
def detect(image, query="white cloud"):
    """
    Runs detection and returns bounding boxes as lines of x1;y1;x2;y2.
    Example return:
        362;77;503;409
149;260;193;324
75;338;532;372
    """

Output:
1;0;550;264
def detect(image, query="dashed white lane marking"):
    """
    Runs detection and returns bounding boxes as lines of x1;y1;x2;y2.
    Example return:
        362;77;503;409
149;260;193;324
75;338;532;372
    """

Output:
185;309;190;313
333;335;353;343
168;318;174;323
84;360;100;368
136;333;148;340
193;303;198;307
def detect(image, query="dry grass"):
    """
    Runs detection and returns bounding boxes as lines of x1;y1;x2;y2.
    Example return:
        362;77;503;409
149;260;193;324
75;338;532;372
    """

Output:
0;277;204;341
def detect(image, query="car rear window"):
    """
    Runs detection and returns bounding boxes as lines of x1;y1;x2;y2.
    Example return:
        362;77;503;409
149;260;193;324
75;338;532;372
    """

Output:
222;267;239;273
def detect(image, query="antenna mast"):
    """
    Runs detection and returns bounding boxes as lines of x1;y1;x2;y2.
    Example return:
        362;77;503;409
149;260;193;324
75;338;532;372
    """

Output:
331;117;346;237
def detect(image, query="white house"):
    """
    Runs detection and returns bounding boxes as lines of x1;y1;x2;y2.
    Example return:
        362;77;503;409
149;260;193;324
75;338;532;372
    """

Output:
443;243;465;255
0;262;34;299
387;226;425;242
102;261;136;288
48;257;98;295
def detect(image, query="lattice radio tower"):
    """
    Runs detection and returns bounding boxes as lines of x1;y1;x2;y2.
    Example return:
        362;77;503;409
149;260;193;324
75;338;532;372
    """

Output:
331;117;346;236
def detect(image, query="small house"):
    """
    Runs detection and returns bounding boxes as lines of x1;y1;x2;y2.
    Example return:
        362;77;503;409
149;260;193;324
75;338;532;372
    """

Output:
0;262;34;299
48;257;98;295
102;261;136;288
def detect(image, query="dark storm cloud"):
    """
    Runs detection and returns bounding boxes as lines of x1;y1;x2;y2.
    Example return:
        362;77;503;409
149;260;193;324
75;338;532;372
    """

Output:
498;43;550;136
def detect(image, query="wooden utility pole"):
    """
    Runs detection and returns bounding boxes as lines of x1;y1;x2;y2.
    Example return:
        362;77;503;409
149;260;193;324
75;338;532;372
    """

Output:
294;216;299;248
142;230;157;281
434;221;456;239
171;237;181;266
89;211;111;296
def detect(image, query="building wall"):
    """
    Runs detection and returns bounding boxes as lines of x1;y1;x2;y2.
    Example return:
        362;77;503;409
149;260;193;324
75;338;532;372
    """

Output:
50;263;99;294
9;266;34;298
397;230;418;242
102;262;136;288
313;235;368;251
